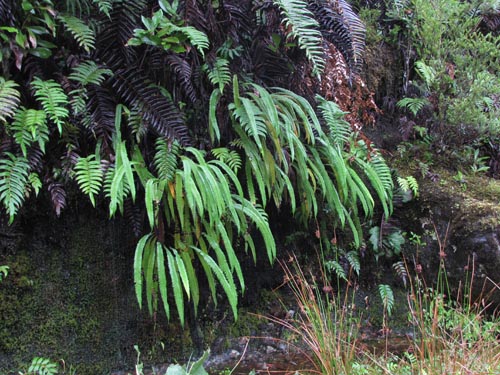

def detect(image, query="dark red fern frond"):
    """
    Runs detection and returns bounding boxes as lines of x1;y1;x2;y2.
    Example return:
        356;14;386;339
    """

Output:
166;54;198;103
111;68;190;145
47;180;67;217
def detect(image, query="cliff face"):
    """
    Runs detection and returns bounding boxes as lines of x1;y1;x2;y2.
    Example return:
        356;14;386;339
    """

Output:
0;206;191;374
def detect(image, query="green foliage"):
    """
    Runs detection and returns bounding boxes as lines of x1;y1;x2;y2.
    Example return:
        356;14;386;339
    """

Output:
31;78;69;134
9;108;49;156
0;153;30;223
23;357;59;375
127;10;209;56
378;283;394;316
396;97;429;117
68;60;112;86
0;78;21;123
204;58;231;94
396;175;419;197
369;225;405;261
58;14;95;52
92;0;113;16
153;138;180;181
0;265;8;282
165;350;210;375
274;0;325;77
74;154;103;207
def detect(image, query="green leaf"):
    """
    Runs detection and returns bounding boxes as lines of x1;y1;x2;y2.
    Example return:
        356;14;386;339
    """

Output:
0;78;21;123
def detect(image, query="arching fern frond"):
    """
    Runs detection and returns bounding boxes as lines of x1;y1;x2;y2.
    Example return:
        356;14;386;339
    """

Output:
74;154;104;207
0;78;21;123
316;95;351;146
0;153;30;223
58;14;96;52
31;78;69;134
211;147;242;173
274;0;325;77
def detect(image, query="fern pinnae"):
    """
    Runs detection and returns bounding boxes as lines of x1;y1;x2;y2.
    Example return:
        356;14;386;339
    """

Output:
74;154;104;206
0;78;21;123
58;14;96;51
166;247;185;326
0;153;30;223
31;78;69;134
205;58;231;94
154;138;179;181
155;242;170;319
134;233;153;309
69;60;113;86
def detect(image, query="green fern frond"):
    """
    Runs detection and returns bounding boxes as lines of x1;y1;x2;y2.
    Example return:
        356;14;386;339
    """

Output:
28;172;42;196
0;78;21;123
378;283;395;316
10;108;49;156
317;95;351;146
396;97;430;117
31;78;69;134
397;175;419;197
415;60;436;89
274;0;325;77
0;153;30;223
69;60;112;86
58;14;96;52
205;58;231;93
27;356;59;375
93;0;113;16
74;154;103;207
211;148;242;173
176;25;209;57
154;138;180;181
346;251;361;276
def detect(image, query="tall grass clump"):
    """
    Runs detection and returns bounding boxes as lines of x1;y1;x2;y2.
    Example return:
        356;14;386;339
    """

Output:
273;252;499;375
268;256;361;375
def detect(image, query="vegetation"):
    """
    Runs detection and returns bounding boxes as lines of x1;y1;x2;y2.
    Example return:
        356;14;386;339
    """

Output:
0;0;391;324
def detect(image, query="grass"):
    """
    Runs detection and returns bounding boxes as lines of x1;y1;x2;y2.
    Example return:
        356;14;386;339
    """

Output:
272;255;500;375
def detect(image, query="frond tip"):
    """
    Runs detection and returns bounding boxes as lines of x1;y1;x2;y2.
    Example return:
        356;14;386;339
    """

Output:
0;78;21;123
0;153;30;223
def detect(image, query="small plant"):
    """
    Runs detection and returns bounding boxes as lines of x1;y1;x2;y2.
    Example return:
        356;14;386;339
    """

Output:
0;264;8;282
19;357;59;375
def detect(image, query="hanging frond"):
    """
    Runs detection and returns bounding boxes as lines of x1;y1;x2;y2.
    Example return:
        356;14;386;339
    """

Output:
308;0;366;74
111;69;190;145
378;283;395;316
58;14;96;52
0;153;30;223
9;108;49;156
166;54;197;103
154;138;180;181
317;95;351;146
0;78;21;123
74;154;104;207
211;147;242;173
204;58;231;94
31;78;69;134
47;181;67;217
274;0;326;77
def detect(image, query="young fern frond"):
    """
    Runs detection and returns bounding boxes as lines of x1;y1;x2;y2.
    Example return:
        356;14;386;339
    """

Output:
154;138;180;181
58;14;96;52
27;357;59;375
31;78;69;134
0;153;30;223
396;97;430;117
0;78;21;123
204;58;231;93
397;175;419;197
274;0;325;77
10;108;49;156
211;147;242;173
74;154;103;207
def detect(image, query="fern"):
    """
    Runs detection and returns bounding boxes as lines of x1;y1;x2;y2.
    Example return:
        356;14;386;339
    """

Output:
204;58;231;94
211;147;242;173
378;284;395;316
69;60;113;86
393;260;408;288
154;138;180;181
31;78;69;134
325;260;347;280
9;108;49;156
26;357;59;375
397;175;419;197
0;77;21;123
274;0;326;77
317;95;351;146
93;0;113;16
346;251;360;276
58;14;96;52
0;153;30;223
396;97;430;117
74;154;103;206
415;60;436;90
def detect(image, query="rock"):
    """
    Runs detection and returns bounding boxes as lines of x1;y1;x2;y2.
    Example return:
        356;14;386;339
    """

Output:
398;168;500;308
